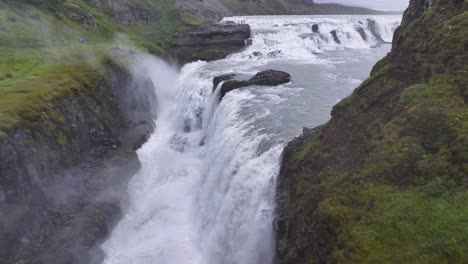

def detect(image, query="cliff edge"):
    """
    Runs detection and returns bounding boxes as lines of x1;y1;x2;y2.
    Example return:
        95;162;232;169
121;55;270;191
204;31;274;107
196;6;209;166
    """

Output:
276;0;468;263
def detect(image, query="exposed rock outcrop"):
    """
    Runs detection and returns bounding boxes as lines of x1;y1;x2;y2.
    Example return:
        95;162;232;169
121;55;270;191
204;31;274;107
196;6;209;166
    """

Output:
330;29;341;44
367;18;386;43
214;70;291;100
355;26;367;41
63;4;98;28
0;61;155;264
312;24;320;33
172;23;251;63
276;0;468;263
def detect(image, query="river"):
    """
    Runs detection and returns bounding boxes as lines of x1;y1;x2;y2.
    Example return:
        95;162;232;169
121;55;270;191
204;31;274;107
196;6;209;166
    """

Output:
101;15;401;264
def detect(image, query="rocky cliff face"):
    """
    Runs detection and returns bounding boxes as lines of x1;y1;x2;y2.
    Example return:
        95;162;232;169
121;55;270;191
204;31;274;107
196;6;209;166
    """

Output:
172;23;251;63
13;0;159;26
276;0;467;263
0;61;155;264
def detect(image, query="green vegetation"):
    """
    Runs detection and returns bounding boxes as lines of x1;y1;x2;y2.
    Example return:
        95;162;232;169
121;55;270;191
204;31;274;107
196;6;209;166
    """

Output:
0;0;192;136
278;1;468;263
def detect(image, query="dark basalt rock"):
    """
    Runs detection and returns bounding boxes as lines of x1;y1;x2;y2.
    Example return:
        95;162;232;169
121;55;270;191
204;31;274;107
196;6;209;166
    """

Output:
367;19;386;44
213;74;235;89
312;24;320;33
355;26;368;41
249;69;291;86
0;61;154;264
173;23;251;64
214;70;291;100
330;30;341;44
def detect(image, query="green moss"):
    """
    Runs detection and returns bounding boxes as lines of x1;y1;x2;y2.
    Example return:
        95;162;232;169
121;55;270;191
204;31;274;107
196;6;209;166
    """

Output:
56;131;68;147
278;2;468;263
0;0;199;134
320;185;468;264
0;62;106;133
292;136;319;162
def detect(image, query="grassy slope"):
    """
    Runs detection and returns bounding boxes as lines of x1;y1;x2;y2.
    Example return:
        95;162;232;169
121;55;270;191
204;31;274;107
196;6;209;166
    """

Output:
0;0;189;137
278;0;468;263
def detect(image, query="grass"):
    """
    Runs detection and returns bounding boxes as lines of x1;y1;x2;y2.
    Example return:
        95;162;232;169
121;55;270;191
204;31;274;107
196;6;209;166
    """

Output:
322;184;468;264
0;0;194;136
278;1;468;263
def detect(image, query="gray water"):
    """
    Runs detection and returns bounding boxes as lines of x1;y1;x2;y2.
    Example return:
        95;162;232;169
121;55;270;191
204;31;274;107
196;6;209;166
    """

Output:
101;15;399;264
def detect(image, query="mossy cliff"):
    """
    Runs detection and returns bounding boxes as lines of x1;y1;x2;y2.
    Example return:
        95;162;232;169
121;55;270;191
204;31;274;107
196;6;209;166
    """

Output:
276;0;468;263
0;1;247;262
0;59;157;263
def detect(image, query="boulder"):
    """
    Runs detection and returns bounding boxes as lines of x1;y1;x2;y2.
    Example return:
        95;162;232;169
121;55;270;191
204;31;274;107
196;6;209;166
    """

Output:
312;24;320;33
214;70;291;100
173;23;251;64
249;69;291;86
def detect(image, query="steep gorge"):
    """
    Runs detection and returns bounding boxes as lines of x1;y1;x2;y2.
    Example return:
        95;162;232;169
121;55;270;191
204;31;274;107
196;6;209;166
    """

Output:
276;0;468;263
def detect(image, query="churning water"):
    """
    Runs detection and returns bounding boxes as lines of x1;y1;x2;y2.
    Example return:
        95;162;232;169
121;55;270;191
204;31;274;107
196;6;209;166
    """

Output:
101;15;401;264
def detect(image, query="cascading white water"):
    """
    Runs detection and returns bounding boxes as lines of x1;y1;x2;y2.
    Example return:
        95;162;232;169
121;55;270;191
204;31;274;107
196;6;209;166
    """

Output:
101;15;401;264
101;56;282;264
225;15;401;61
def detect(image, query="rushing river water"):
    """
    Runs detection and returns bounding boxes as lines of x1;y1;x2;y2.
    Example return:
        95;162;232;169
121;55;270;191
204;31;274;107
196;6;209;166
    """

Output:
101;15;401;264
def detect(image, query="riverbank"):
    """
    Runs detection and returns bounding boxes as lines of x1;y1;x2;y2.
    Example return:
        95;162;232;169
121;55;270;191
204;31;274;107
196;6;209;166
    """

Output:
276;0;468;263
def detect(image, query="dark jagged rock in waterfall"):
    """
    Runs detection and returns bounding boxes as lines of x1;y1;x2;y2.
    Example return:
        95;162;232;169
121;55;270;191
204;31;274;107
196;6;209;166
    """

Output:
213;73;236;89
355;26;368;41
249;69;291;86
367;18;387;43
214;70;291;100
172;23;251;64
276;0;468;263
330;30;341;44
312;24;320;33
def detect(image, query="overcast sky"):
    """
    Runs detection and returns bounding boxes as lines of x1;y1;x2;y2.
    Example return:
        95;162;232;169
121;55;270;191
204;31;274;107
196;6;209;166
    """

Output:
316;0;410;11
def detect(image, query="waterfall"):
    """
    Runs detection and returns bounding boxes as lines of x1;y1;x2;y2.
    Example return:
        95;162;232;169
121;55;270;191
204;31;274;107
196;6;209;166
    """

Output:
224;15;401;61
101;15;401;264
101;56;282;264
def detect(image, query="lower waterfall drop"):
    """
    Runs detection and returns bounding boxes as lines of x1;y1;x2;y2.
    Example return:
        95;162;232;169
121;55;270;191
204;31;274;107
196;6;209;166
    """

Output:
101;56;282;264
101;15;401;264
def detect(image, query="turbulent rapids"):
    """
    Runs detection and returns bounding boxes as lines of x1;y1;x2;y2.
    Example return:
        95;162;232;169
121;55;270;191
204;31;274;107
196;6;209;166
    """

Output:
225;15;400;61
101;15;401;264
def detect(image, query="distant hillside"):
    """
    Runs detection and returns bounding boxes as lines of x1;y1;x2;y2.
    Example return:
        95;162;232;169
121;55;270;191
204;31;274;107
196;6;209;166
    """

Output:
177;0;380;20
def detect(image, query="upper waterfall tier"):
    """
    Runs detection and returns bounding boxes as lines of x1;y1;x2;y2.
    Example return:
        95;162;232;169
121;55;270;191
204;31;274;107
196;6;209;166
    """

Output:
223;15;401;61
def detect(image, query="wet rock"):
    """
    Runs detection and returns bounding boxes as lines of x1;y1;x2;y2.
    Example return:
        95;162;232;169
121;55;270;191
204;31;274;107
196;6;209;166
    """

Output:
213;74;236;90
173;23;251;64
356;26;368;41
367;19;386;43
249;69;291;86
0;61;152;263
330;30;341;44
312;24;320;33
215;70;291;100
252;51;262;57
267;50;282;58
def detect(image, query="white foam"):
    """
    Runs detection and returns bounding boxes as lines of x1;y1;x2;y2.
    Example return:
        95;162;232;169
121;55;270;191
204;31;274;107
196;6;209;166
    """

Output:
223;15;401;63
101;15;401;264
